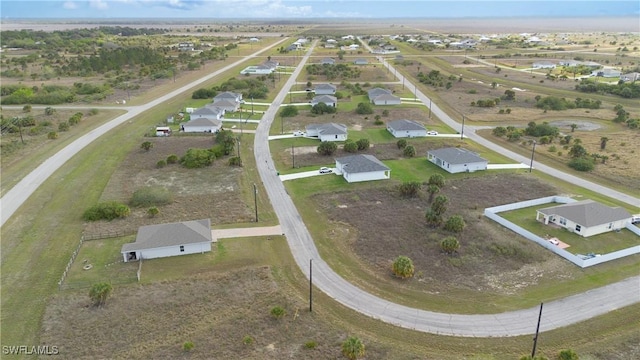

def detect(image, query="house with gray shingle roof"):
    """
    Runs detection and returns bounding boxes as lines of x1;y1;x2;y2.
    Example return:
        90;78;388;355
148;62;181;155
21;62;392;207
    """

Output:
335;154;390;183
214;91;242;103
190;105;224;120
305;123;347;142
314;83;337;95
121;219;212;262
387;119;427;138
427;147;488;173
311;95;337;107
536;200;632;237
182;117;222;133
367;87;401;105
211;98;239;112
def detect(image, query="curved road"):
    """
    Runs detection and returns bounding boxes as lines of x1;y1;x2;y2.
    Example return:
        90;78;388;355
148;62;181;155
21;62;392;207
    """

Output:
1;38;638;338
254;42;640;337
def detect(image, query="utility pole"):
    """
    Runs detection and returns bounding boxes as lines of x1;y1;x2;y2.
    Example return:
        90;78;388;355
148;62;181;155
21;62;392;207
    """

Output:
529;141;537;173
309;259;313;312
291;145;295;168
251;96;254;115
236;138;240;158
253;183;258;222
531;303;544;358
429;98;432;119
461;115;465;140
281;116;284;134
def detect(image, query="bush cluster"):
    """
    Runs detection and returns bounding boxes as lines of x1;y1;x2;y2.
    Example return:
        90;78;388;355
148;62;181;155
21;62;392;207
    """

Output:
83;201;130;221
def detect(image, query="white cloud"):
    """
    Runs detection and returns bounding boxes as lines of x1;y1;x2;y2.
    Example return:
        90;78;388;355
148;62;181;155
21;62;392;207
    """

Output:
89;0;109;10
63;1;78;10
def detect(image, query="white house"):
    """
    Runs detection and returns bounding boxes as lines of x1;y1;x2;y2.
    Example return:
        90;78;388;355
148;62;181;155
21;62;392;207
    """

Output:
321;58;336;65
240;65;273;75
305;123;348;142
156;127;172;137
214;91;243;103
341;35;355;40
211;98;239;113
182;117;222;133
121;219;212;262
386;119;427;138
353;58;368;65
427;147;488;173
311;95;337;107
536;200;632;237
593;68;621;78
314;83;337;95
335;154;390;183
367;87;401;105
190;105;224;120
620;72;640;82
533;61;556;69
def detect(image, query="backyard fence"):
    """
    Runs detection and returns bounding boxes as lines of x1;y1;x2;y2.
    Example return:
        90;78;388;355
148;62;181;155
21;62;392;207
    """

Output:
83;230;135;241
58;235;85;290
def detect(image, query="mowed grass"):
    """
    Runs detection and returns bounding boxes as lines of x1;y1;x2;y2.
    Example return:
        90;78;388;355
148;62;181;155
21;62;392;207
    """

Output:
500;204;640;255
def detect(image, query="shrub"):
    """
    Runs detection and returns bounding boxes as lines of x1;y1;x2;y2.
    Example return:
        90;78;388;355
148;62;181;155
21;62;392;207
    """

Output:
182;341;194;352
156;160;166;168
89;282;112;307
558;349;579;360
58;121;69;132
147;206;159;217
83;201;130;221
403;145;416;157
568;157;594;171
427;173;446;188
356;138;370;151
270;306;286;319
47;131;58;139
243;336;254;345
444;215;466;233
181;148;215;168
141;141;153;151
343;140;358;153
396;139;407;149
304;341;317;349
317;141;337;156
441;236;460;254
355;102;374;114
228;156;243;166
392;256;415;279
373;118;384;125
166;154;179;164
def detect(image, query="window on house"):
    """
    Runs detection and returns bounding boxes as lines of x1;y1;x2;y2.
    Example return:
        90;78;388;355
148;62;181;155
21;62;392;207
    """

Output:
559;218;566;226
575;225;581;232
179;245;185;252
607;223;613;229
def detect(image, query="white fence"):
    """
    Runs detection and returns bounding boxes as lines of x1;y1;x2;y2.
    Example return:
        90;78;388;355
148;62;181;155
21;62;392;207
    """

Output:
484;196;640;268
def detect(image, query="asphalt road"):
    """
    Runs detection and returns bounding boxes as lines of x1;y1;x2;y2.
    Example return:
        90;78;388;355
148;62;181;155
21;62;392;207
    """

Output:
254;41;640;337
0;37;288;227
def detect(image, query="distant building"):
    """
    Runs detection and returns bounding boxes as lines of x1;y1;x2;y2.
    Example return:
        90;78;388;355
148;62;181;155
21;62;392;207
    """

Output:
427;147;488;174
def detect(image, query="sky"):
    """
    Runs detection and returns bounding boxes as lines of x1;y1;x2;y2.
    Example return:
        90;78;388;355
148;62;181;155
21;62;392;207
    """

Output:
1;0;639;19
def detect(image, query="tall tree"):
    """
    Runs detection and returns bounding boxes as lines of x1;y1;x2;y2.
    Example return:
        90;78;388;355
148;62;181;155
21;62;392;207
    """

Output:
426;184;440;203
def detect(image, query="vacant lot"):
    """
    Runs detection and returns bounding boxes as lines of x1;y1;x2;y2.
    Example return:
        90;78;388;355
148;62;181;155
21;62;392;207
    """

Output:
83;136;253;237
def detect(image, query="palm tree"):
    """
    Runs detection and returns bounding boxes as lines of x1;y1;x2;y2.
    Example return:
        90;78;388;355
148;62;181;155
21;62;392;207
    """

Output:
392;256;415;279
89;282;113;307
570;123;578;132
342;336;365;360
426;184;440;203
600;137;609;150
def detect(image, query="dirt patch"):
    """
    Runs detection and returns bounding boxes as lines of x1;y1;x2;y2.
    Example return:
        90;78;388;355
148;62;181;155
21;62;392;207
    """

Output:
83;136;253;237
314;173;571;294
548;120;601;131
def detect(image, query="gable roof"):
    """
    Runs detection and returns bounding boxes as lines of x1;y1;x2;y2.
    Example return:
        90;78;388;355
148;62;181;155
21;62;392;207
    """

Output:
212;98;238;108
122;219;212;252
372;93;400;103
368;87;392;99
337;154;390;173
214;91;241;101
538;200;631;227
315;83;337;91
191;105;224;117
387;119;426;131
307;123;347;135
184;117;222;127
428;147;487;165
312;95;337;103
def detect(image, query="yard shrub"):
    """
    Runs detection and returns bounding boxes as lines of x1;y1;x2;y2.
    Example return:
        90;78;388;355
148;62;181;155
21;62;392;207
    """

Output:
181;148;215;168
147;206;159;217
182;341;194;352
317;141;337;156
427;174;446;188
156;160;166;168
228;156;242;166
130;186;173;207
304;341;317;349
342;336;365;360
355;102;373;114
425;209;443;228
392;256;415;279
58;121;69;132
89;282;112;307
270;306;286;319
47;131;58;139
403;145;416;157
343;140;358;153
568;157;594;171
243;336;254;345
356;138;370;151
166;154;179;164
396;139;407;149
83;201;130;221
558;349;579;360
440;236;460;254
398;181;421;198
444;215;466;233
140;141;153;151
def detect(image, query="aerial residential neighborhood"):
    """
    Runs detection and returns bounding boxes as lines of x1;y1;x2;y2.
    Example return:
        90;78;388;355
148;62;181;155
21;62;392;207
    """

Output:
1;2;639;359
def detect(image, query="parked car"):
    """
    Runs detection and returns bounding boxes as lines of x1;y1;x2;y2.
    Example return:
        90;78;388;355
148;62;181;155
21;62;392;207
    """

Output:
548;238;559;245
293;131;305;137
426;130;439;135
319;167;333;174
631;215;640;224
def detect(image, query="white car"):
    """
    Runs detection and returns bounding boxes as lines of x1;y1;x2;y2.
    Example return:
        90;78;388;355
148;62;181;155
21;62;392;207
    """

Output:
319;167;333;174
426;130;439;135
548;238;560;245
293;131;304;137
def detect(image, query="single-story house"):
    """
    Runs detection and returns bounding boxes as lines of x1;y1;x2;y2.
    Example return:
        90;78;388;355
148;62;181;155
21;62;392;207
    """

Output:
211;98;239;113
367;87;401;105
321;58;336;65
427;147;488;173
190;105;224;120
536;200;632;237
182;117;222;133
178;42;194;51
214;91;243;103
341;35;355;40
262;60;279;70
593;68;621;78
533;61;556;69
156;127;172;137
240;65;273;75
249;37;260;42
386;119;427;138
620;72;640;82
305;123;348;142
353;58;368;65
335;154;391;183
121;219;212;262
326;39;337;44
314;83;337;95
311;95;337;107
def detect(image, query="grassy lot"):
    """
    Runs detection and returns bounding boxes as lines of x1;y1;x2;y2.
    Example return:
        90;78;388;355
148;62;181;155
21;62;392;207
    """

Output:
500;204;640;255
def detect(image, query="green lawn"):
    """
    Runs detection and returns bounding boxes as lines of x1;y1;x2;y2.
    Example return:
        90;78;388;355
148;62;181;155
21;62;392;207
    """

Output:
500;204;640;255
